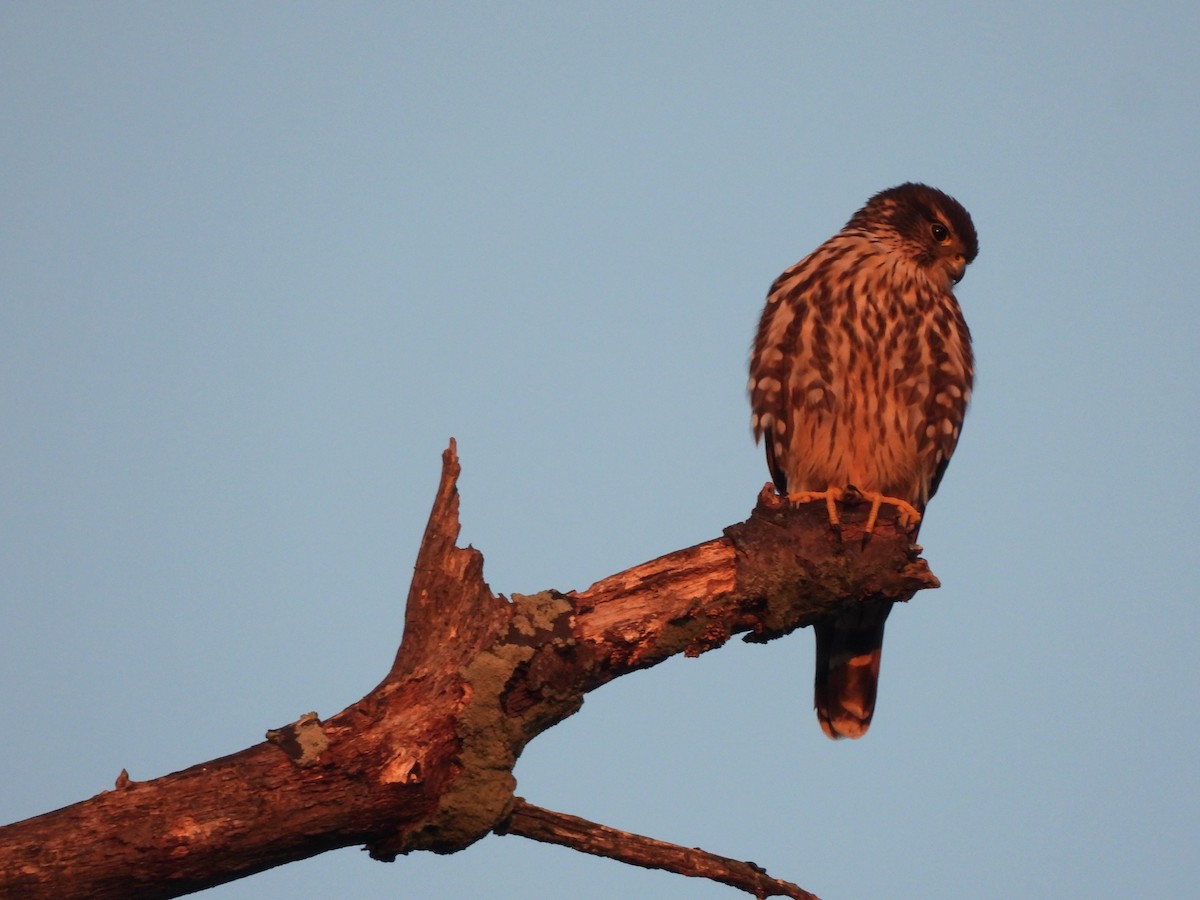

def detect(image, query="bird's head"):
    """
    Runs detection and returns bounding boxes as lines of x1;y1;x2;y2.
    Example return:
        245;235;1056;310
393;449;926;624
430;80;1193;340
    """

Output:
849;182;978;289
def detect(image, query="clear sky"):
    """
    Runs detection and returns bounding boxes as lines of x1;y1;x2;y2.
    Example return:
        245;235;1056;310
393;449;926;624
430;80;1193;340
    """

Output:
2;4;1198;898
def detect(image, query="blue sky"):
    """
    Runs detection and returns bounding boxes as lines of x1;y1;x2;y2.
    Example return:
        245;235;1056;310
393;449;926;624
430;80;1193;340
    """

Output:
2;4;1198;898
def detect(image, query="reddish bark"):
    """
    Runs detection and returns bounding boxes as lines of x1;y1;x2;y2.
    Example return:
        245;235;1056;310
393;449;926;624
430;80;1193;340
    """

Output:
0;441;937;899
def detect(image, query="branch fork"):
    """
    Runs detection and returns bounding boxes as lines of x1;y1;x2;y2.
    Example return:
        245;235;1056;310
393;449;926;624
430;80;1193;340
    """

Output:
0;440;938;899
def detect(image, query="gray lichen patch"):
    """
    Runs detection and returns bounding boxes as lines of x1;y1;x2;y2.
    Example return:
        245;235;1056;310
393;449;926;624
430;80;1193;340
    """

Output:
265;712;329;768
507;591;575;643
411;592;582;853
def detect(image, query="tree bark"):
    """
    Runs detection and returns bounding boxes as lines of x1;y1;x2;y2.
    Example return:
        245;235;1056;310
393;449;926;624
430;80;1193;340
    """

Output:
0;440;938;899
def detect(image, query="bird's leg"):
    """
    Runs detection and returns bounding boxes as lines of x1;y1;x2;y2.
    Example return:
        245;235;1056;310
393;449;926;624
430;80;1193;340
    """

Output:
858;491;922;534
786;487;845;528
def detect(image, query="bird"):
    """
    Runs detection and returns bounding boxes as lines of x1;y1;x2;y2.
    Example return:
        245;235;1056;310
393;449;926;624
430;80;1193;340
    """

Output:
748;182;977;739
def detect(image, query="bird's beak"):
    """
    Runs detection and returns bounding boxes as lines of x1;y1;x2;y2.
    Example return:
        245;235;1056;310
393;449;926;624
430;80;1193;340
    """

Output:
948;255;967;284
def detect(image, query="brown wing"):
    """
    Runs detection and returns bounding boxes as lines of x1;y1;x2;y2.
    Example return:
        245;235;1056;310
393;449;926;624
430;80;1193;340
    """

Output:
748;248;831;494
916;294;974;506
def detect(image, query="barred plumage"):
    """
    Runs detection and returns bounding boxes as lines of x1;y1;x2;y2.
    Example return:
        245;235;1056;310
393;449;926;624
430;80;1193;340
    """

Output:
749;183;977;739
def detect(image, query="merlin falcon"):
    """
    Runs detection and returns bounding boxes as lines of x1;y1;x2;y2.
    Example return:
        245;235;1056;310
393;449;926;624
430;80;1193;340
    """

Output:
749;182;977;739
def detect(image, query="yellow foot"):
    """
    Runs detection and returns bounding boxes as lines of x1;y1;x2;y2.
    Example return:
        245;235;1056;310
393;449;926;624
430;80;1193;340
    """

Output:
853;489;922;534
786;487;845;528
786;486;923;534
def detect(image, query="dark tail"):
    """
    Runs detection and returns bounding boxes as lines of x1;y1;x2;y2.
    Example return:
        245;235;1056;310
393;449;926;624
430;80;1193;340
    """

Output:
813;601;892;739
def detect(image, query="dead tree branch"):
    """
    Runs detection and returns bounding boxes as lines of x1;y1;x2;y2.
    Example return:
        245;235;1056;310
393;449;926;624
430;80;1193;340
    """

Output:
0;440;937;899
500;797;821;900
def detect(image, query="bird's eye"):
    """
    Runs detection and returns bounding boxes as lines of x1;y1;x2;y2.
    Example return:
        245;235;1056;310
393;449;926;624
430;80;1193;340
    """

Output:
931;223;950;243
